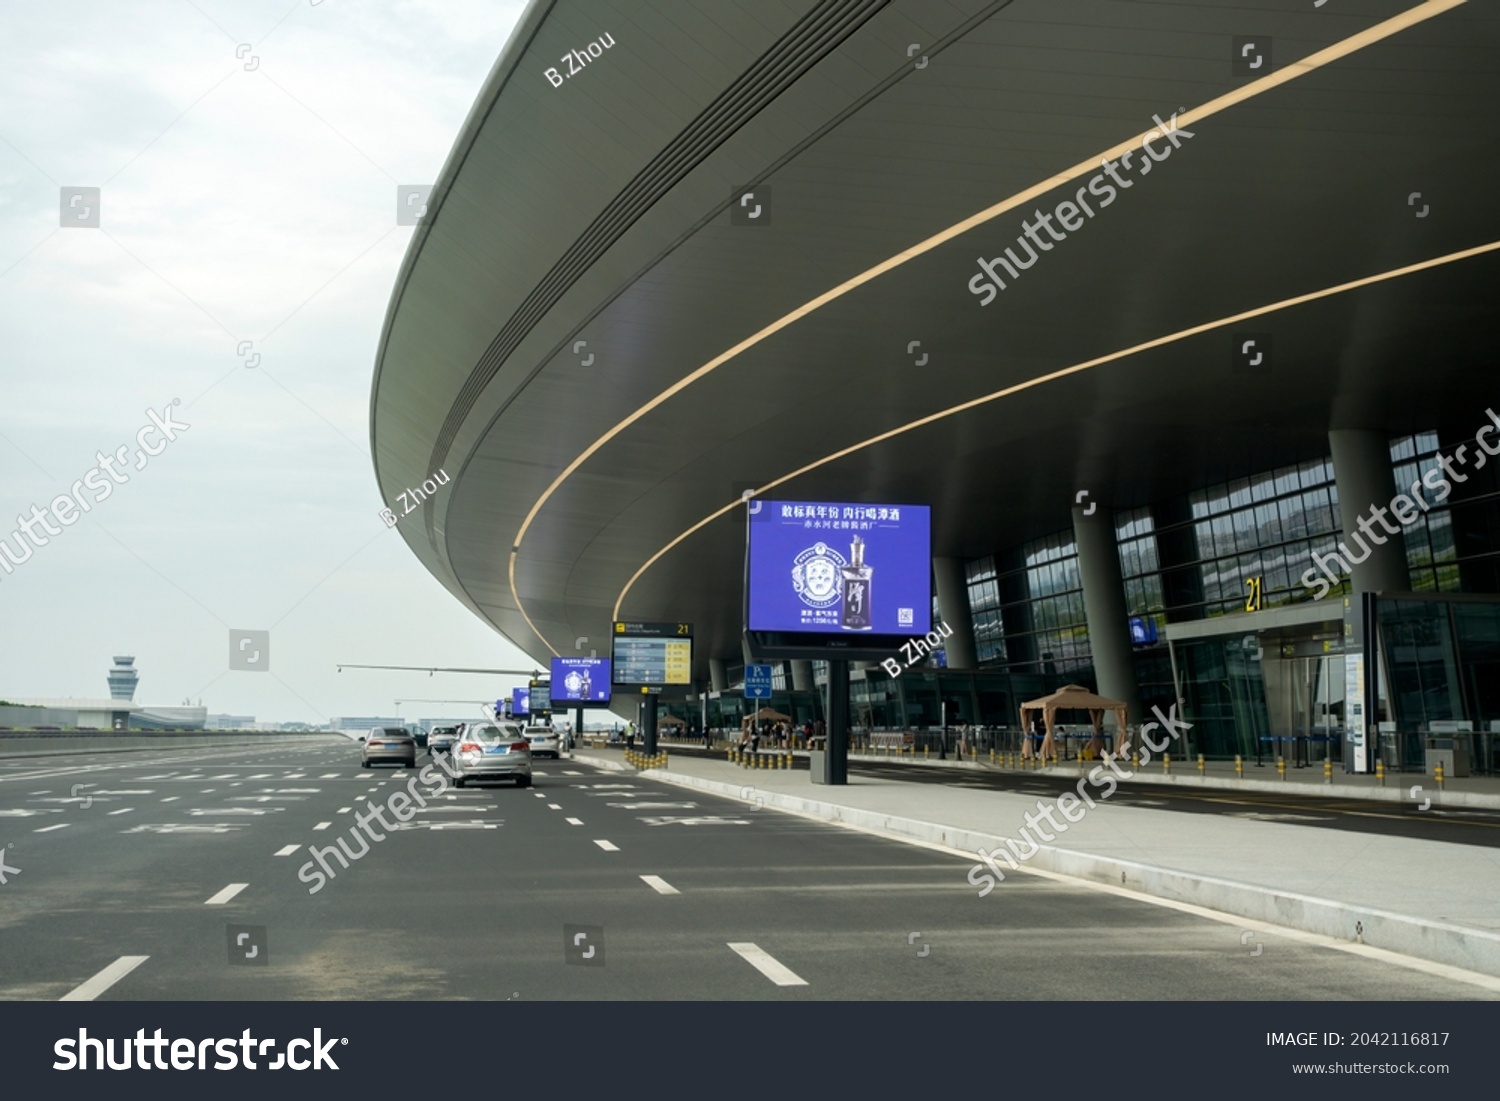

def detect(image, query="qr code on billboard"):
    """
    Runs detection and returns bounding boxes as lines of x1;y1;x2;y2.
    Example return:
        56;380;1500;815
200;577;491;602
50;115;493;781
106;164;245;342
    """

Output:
898;607;914;626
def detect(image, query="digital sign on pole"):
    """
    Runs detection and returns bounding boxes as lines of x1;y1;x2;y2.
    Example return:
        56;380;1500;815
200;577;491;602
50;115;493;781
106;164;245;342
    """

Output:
511;687;530;718
611;622;692;686
550;657;612;704
747;501;931;635
529;679;552;713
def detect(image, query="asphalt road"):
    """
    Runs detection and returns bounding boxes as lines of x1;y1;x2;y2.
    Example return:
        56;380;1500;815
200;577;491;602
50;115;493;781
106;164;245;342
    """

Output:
0;738;1493;1001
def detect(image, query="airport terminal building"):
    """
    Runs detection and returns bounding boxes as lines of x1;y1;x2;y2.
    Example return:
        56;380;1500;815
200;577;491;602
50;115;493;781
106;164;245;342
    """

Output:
371;1;1500;774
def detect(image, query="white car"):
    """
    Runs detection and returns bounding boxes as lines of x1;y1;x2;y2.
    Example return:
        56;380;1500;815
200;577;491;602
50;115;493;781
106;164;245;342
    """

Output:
523;725;562;758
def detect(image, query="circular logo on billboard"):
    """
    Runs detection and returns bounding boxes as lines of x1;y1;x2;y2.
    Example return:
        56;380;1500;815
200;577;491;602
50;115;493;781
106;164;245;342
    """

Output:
791;543;847;609
563;671;585;694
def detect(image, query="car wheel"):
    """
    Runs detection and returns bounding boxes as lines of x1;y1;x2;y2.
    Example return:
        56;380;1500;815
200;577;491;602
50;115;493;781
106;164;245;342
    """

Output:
453;776;465;788
361;760;370;769
517;775;531;788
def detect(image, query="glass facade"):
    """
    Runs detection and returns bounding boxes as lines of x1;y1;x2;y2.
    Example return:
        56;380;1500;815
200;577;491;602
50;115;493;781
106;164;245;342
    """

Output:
952;430;1500;767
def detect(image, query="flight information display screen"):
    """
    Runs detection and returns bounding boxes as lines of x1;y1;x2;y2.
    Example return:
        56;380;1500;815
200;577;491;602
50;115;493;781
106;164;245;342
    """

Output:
611;622;692;685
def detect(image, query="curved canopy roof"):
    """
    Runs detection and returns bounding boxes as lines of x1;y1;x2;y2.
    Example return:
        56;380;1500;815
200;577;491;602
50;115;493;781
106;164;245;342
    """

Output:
371;0;1500;678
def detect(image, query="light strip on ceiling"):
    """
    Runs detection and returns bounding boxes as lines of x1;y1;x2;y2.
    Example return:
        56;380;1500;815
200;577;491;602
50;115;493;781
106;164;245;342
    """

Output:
505;0;1466;654
612;237;1500;619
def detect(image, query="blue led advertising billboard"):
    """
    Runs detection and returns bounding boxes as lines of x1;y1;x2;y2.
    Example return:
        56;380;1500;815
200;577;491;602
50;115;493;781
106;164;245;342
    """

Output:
550;657;612;704
747;501;931;635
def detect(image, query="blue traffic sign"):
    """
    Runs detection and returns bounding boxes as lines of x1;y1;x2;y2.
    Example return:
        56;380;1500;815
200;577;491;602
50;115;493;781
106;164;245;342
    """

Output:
744;664;773;699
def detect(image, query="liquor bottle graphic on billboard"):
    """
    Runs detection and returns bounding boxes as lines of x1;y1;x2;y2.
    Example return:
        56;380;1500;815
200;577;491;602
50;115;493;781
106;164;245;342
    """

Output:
839;535;872;630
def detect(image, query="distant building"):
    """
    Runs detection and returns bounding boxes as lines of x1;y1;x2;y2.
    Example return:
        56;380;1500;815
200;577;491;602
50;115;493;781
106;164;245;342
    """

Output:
330;716;406;734
207;714;258;729
108;656;138;701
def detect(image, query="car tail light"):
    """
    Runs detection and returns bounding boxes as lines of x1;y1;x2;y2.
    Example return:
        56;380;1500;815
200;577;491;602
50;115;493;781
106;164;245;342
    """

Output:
458;742;482;753
510;741;530;752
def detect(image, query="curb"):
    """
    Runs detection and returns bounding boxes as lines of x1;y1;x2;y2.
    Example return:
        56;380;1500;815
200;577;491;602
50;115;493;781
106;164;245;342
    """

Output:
743;749;1500;811
637;765;1500;980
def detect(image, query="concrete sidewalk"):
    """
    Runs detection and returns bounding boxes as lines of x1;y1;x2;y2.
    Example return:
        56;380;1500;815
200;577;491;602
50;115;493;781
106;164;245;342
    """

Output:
575;748;1500;982
640;738;1500;809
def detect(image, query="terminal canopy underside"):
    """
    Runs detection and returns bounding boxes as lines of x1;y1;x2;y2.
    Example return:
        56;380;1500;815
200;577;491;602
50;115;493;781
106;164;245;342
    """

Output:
370;0;1500;675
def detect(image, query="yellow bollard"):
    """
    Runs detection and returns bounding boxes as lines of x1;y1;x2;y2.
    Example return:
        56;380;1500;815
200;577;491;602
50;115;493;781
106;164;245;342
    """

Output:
989;749;996;765
1277;757;1287;781
1375;759;1385;786
1323;757;1333;784
1234;754;1243;779
1435;762;1446;788
1163;752;1171;775
1197;753;1206;777
1131;752;1140;771
923;746;929;761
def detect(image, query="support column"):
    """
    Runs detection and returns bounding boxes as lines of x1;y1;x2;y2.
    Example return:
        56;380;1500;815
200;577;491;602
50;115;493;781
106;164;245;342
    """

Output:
933;557;977;669
790;660;814;692
1328;429;1409;595
1073;502;1143;723
642;694;658;755
709;659;728;692
823;660;849;785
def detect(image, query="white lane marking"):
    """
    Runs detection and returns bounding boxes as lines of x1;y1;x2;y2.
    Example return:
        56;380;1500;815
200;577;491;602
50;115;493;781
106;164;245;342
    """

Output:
247;774;271;779
60;955;150;1002
210;774;236;780
547;803;562;810
274;844;301;857
320;773;340;779
641;875;680;895
337;806;352;814
593;839;619;852
108;808;134;816
160;796;180;802
566;817;583;825
285;773;306;779
313;822;331;830
532;792;546;798
34;823;69;833
728;943;808;986
204;883;249;905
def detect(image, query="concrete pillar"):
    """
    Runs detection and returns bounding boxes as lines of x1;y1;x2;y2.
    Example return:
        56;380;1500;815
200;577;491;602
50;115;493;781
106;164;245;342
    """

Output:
1328;429;1409;595
1073;502;1142;723
709;659;728;692
933;557;977;669
823;660;849;785
741;635;756;666
790;660;814;692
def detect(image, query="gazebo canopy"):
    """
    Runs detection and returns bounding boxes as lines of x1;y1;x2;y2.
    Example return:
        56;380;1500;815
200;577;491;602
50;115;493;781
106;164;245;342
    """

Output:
1019;684;1128;738
742;708;791;726
657;714;687;726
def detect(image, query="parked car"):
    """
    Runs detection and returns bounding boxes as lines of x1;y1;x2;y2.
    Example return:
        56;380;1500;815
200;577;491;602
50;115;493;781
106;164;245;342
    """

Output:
428;725;459;754
523;724;561;759
452;722;532;787
361;727;417;768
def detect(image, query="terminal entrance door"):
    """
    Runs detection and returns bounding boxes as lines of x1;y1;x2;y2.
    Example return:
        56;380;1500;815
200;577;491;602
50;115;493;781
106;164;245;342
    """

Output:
1259;645;1342;766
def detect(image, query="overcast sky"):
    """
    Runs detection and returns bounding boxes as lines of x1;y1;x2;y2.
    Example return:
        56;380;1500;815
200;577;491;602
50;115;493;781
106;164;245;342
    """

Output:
0;0;569;726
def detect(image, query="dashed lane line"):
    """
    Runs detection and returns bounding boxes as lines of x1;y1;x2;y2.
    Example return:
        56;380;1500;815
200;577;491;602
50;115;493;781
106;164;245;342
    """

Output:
593;839;619;852
60;956;150;1002
641;875;680;895
728;943;808;987
204;883;249;905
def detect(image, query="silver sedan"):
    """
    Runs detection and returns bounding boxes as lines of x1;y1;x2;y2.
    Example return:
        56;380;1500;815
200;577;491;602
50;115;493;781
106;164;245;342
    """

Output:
452;722;533;787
